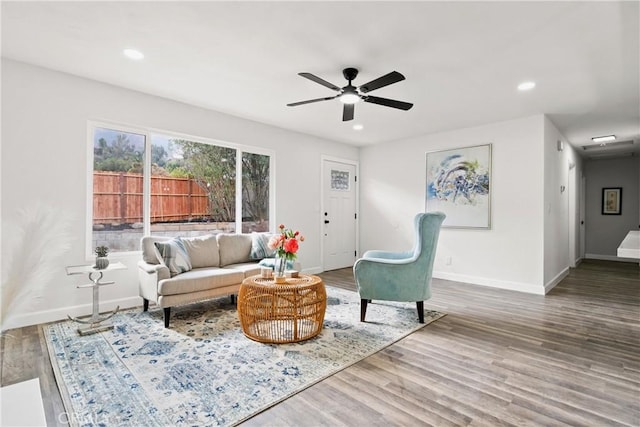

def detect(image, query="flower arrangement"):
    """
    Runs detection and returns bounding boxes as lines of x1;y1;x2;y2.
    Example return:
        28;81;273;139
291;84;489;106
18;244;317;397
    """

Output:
268;224;304;277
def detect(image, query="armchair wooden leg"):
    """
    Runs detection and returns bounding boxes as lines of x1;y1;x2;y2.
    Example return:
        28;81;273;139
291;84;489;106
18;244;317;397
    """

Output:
143;299;149;312
163;307;171;328
416;301;424;324
360;299;368;322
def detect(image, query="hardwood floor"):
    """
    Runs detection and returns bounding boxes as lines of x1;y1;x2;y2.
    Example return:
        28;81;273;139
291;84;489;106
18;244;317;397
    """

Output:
2;260;638;426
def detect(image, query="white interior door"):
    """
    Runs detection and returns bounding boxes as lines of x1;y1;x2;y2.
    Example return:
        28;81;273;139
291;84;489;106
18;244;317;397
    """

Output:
322;159;357;271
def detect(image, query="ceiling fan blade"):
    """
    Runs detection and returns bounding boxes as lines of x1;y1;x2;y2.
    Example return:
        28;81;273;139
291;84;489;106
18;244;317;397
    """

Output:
287;95;338;107
299;72;341;91
359;71;406;93
364;95;413;110
342;104;355;121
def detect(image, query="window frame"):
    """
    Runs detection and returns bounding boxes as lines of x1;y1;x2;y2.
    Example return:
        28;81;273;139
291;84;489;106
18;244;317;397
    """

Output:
86;120;275;259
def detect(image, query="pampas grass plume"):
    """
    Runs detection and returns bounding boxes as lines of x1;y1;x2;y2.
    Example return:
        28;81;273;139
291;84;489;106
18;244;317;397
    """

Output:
1;203;73;332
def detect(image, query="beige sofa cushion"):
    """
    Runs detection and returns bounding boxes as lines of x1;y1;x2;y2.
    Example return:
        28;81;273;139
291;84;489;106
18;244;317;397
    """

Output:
217;233;253;267
181;234;219;268
222;262;262;278
158;267;244;296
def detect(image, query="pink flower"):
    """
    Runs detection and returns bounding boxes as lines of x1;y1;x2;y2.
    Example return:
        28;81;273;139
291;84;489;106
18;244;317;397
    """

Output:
283;238;299;254
267;235;281;250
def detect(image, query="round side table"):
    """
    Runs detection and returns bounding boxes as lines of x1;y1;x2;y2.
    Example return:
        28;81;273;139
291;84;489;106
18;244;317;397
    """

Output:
238;274;326;343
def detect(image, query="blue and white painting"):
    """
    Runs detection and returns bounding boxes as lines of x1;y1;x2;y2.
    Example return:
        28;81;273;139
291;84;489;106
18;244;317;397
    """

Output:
426;144;492;228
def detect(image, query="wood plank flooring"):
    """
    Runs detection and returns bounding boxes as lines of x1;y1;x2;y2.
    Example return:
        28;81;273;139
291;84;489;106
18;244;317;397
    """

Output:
2;259;638;426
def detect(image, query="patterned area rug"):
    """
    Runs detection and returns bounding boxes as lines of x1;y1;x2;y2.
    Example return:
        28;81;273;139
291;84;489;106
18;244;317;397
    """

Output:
44;286;445;426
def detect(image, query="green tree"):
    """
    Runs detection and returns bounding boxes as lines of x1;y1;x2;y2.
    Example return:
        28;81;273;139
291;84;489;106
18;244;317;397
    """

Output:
173;139;236;222
242;153;270;222
165;159;191;178
152;145;168;167
94;134;142;172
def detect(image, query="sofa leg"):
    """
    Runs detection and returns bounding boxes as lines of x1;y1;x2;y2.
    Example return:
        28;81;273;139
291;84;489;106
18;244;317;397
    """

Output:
360;299;368;322
143;299;149;312
416;301;424;324
230;294;236;305
163;307;171;328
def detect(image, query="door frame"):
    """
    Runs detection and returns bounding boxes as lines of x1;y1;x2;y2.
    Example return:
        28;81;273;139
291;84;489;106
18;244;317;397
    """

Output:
320;155;360;272
579;175;586;260
568;161;577;267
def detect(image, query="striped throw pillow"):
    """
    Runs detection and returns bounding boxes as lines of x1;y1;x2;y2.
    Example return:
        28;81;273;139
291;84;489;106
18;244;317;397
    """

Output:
154;237;192;277
249;232;276;260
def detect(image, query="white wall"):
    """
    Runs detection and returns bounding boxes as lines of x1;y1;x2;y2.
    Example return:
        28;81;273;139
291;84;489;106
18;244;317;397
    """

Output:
1;59;358;328
584;156;640;260
359;115;547;294
542;117;582;291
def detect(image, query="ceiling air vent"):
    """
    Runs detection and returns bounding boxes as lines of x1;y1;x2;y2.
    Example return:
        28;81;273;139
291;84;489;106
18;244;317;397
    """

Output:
582;140;634;150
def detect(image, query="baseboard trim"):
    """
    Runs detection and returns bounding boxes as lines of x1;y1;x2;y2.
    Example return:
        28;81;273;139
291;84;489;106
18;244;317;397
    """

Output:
433;271;545;295
304;266;323;275
585;253;638;263
544;267;570;294
5;296;142;331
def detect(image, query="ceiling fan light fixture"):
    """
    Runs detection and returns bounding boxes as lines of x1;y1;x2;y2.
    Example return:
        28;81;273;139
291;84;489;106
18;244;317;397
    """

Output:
592;135;616;143
288;68;411;121
339;93;361;104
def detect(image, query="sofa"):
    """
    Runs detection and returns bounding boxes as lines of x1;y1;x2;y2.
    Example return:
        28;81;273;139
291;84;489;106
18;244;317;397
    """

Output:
138;232;289;327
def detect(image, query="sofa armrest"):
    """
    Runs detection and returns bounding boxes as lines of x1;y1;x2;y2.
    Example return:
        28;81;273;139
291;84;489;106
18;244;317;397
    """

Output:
138;261;170;303
138;260;170;278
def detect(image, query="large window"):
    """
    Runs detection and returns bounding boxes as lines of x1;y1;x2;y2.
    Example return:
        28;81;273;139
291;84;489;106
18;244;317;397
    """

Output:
150;135;237;237
242;152;270;232
90;124;272;254
91;127;146;252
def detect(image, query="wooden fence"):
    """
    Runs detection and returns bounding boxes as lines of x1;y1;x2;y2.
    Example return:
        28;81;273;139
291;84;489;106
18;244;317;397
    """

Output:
93;172;210;224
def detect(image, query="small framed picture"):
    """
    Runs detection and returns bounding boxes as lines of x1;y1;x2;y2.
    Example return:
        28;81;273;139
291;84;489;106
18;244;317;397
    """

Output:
602;187;622;215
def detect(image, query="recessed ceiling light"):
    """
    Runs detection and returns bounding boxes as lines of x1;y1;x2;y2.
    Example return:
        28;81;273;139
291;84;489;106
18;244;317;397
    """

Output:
591;135;616;143
123;48;144;60
517;81;536;91
352;124;364;131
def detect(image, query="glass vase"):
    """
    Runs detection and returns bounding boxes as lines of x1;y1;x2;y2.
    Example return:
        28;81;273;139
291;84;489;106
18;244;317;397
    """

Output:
275;254;287;278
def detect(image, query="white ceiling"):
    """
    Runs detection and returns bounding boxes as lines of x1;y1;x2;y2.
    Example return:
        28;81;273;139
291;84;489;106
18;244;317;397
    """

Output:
2;1;639;155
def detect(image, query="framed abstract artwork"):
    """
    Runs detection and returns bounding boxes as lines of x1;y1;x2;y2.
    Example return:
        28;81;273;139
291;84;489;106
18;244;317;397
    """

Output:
602;187;622;215
425;144;492;228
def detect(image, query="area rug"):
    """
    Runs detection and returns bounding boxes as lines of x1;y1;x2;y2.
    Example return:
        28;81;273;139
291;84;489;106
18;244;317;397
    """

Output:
44;286;445;427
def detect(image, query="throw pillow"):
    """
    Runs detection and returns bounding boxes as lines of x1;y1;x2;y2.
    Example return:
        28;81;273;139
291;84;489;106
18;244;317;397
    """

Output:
250;232;276;260
154;237;192;277
180;234;219;268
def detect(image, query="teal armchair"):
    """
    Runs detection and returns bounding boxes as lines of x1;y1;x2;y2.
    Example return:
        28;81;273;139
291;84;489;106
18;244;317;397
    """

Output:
353;212;445;323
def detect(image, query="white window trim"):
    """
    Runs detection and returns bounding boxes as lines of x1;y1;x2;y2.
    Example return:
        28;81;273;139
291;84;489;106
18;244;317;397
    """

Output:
86;120;150;260
87;120;276;259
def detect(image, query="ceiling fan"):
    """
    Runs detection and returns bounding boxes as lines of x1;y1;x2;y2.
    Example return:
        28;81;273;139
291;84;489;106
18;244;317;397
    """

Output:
287;68;413;121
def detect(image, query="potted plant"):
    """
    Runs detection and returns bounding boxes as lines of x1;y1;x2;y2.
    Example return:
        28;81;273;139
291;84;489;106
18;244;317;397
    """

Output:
94;245;110;270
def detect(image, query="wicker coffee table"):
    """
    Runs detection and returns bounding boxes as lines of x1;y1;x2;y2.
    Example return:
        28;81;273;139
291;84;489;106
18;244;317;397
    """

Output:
238;274;326;343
